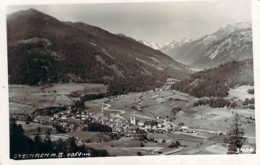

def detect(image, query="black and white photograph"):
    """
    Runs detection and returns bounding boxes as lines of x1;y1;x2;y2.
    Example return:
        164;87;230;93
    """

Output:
5;0;256;160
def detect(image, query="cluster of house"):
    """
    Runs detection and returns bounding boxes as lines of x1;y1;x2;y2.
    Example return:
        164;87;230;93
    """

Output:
51;110;94;122
129;116;177;133
32;106;180;136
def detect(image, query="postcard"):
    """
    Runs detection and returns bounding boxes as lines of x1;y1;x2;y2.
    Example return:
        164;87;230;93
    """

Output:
0;0;259;165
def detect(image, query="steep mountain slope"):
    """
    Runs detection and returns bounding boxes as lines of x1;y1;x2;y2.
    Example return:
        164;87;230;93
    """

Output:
7;9;190;93
165;23;253;70
172;59;254;97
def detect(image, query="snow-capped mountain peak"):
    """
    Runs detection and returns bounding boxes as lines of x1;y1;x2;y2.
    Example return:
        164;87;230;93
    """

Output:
219;22;251;33
139;40;164;50
161;38;193;53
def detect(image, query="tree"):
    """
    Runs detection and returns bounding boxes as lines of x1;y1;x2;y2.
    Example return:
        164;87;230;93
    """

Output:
137;152;143;156
10;118;34;158
176;141;181;146
225;114;246;154
88;123;112;132
25;115;33;124
168;141;181;148
65;137;78;153
171;107;181;120
42;131;53;153
53;138;66;152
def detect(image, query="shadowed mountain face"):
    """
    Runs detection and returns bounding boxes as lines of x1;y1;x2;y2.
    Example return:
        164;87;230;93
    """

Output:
172;59;254;97
7;9;190;92
164;22;253;70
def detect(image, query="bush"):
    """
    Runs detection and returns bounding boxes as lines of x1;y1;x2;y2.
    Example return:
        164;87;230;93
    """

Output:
193;99;208;106
176;141;181;146
247;89;254;95
209;98;231;108
171;107;182;119
88;123;112;132
243;98;254;105
137;152;143;156
248;105;255;110
193;98;231;108
178;122;185;126
168;141;181;148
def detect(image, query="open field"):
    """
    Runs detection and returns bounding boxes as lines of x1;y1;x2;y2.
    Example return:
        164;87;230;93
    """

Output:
225;85;254;101
9;83;107;114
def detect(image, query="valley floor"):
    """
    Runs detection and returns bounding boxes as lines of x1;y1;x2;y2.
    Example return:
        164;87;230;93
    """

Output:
9;81;256;157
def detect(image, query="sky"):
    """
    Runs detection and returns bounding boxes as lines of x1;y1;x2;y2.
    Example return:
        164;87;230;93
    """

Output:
7;0;251;44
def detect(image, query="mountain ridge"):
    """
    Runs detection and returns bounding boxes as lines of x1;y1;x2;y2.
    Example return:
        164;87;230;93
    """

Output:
7;9;191;93
172;59;254;97
164;22;253;70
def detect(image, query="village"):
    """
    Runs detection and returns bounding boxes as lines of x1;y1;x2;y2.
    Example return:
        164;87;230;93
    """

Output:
11;78;203;141
18;99;195;138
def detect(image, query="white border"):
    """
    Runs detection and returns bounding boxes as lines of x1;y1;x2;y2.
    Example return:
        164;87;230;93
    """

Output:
0;0;260;165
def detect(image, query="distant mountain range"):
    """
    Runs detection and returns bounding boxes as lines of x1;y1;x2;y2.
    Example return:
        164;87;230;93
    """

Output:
139;39;192;52
7;9;191;93
163;22;253;70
